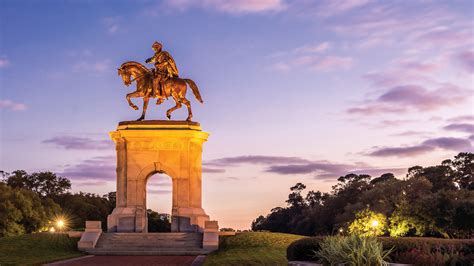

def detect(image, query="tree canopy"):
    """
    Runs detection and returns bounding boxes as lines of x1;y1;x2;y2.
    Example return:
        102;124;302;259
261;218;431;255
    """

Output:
251;152;474;238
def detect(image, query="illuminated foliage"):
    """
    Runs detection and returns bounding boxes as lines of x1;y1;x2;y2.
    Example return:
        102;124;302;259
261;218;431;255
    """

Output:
348;209;387;237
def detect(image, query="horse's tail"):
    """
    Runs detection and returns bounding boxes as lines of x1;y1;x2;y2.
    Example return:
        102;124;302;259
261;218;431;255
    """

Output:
183;79;203;103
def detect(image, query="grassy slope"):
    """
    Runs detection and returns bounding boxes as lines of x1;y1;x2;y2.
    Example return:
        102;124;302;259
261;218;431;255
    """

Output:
0;233;83;265
204;232;305;266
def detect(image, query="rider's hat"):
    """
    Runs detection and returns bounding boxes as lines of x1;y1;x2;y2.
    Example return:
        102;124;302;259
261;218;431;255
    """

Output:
152;41;162;50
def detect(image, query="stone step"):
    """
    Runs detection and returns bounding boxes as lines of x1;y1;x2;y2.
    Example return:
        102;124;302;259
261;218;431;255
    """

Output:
103;233;194;236
87;233;205;256
99;238;198;242
86;248;211;256
96;243;200;248
95;233;202;249
100;233;199;239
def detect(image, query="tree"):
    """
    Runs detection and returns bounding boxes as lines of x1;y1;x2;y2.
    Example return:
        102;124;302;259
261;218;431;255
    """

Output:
450;152;473;190
56;192;115;230
305;190;326;207
251;215;266;231
388;197;427;237
250;153;474;238
286;183;307;209
370;173;396;185
147;209;171;232
348;208;387;237
0;183;61;237
3;170;71;198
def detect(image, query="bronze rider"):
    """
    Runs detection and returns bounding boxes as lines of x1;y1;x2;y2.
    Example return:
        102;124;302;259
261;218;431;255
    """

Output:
145;41;179;103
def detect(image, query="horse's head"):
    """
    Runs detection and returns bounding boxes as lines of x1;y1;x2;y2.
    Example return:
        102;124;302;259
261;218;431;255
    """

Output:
118;66;132;87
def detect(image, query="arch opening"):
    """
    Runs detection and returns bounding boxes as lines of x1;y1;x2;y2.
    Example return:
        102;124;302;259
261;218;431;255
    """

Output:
146;172;172;232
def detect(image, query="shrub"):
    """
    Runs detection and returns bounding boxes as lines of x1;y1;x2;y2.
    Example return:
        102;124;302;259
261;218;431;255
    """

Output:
287;237;324;261
315;235;392;265
379;237;474;265
287;236;474;265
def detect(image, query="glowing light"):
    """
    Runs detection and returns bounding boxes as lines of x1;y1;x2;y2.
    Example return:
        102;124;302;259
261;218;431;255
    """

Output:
339;228;343;233
371;220;379;227
57;219;65;228
49;227;55;232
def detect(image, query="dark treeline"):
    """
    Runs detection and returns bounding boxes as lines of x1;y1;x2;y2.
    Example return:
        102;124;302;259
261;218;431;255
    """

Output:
0;170;170;237
252;152;474;238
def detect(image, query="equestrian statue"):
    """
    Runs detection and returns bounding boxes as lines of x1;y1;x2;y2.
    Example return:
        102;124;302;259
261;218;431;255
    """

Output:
118;41;203;121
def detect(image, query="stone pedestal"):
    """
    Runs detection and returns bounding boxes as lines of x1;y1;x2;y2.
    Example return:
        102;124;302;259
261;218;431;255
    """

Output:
107;120;213;233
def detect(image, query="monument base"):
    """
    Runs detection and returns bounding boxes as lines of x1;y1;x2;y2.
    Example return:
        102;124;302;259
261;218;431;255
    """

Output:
107;206;210;233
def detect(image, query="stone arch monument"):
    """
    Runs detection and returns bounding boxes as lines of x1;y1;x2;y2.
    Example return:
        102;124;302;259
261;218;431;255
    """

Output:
107;120;213;233
78;42;219;254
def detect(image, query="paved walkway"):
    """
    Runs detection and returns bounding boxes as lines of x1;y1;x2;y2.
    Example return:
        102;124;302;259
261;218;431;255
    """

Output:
46;255;205;266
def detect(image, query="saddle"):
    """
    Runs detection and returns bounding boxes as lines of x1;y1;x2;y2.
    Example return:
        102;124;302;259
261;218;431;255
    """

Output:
149;69;169;99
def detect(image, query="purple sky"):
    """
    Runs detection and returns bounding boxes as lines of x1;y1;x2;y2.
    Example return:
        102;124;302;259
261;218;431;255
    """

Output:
1;0;473;229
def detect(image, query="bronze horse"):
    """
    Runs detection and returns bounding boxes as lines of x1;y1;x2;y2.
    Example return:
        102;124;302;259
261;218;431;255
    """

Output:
118;61;203;121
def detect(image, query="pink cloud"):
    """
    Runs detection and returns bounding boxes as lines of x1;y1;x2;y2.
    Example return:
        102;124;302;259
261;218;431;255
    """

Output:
148;188;172;195
271;55;353;72
391;131;431;137
0;99;27;111
369;145;435;157
73;59;111;73
206;155;405;180
418;27;473;48
456;50;474;72
447;115;474;123
202;167;226;174
363;70;435;88
60;156;116;181
378;84;467;110
443;123;474;134
316;0;371;17
311;56;353;71
102;17;120;34
328;2;471;52
348;84;470;116
164;0;286;14
0;57;10;68
43;136;113;150
368;137;472;157
293;42;331;54
347;104;404;115
396;60;440;73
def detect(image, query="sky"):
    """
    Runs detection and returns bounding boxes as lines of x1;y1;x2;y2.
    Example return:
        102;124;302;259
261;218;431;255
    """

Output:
0;0;473;230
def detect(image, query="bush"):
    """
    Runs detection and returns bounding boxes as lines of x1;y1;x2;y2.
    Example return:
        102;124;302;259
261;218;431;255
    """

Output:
379;237;474;265
287;237;324;261
315;235;392;265
287;236;474;265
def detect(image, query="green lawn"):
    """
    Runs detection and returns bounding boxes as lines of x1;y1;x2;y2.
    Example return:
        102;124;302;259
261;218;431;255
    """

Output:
0;233;84;265
204;232;305;266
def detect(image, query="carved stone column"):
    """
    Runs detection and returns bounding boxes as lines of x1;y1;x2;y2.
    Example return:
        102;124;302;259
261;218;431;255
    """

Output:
107;120;213;233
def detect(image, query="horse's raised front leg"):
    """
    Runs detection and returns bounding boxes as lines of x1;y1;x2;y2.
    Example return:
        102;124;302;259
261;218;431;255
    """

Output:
181;97;193;121
126;91;141;110
166;99;182;120
137;97;150;121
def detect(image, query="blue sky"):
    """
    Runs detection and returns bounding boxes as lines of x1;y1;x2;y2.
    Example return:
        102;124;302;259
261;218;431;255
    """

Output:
1;0;473;229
